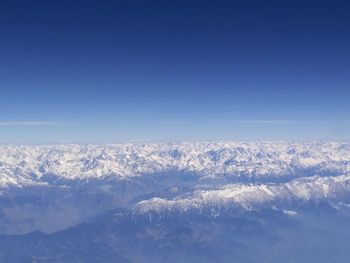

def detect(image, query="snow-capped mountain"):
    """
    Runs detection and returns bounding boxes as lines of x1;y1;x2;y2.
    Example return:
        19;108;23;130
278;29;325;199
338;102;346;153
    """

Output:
1;141;350;262
0;141;349;235
1;141;349;188
136;174;350;214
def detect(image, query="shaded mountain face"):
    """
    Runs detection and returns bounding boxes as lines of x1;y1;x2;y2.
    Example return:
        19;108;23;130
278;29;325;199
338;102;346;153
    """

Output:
1;204;350;263
0;142;350;262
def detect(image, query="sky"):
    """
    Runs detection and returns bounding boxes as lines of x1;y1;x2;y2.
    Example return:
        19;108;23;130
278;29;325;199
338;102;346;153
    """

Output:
0;0;350;143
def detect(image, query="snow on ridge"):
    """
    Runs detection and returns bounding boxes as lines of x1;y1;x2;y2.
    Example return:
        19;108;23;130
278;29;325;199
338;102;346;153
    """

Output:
136;174;350;214
0;141;349;188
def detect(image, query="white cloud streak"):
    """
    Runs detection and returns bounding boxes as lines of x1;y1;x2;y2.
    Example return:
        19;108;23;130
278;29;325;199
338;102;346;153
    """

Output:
154;120;348;126
220;120;306;124
0;121;64;126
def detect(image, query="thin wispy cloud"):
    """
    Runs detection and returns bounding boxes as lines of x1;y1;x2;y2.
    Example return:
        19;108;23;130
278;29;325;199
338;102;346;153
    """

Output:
154;120;349;126
220;120;350;125
0;121;65;126
156;120;306;125
220;120;306;124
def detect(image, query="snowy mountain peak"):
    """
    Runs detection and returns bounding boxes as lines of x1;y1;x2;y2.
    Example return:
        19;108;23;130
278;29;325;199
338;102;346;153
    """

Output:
1;141;349;188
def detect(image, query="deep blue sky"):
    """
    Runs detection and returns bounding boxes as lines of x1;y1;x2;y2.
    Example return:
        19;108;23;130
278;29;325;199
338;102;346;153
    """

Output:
0;0;350;142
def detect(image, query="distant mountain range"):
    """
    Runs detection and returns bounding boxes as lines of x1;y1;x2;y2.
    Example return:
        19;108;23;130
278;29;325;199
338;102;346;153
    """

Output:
1;142;350;262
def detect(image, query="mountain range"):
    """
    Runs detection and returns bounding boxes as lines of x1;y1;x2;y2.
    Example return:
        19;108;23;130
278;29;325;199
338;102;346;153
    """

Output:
0;142;350;262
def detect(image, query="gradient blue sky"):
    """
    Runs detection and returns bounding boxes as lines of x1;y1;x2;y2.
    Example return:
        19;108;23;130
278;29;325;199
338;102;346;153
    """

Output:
1;0;350;143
